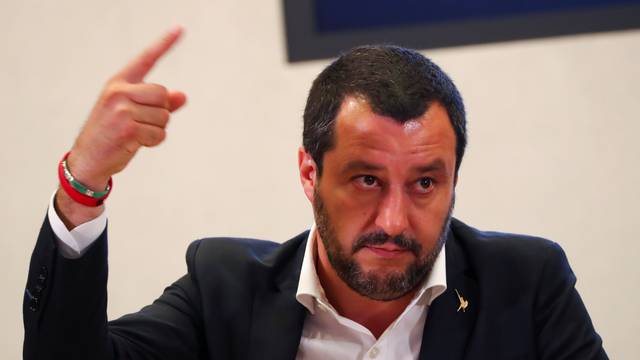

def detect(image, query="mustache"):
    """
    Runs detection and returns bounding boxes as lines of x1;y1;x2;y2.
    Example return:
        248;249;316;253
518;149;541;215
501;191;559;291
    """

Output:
352;231;422;256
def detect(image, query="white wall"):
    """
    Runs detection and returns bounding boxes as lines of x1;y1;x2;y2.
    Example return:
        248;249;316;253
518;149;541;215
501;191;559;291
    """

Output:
1;1;638;358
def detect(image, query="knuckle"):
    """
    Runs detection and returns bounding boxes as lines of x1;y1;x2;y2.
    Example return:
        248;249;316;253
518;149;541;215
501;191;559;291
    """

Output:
152;83;168;95
112;103;132;119
159;109;170;124
102;85;127;104
144;128;166;146
117;121;138;142
149;84;169;105
154;129;167;144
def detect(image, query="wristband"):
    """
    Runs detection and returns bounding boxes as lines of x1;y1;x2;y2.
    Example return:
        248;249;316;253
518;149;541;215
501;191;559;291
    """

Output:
58;152;112;207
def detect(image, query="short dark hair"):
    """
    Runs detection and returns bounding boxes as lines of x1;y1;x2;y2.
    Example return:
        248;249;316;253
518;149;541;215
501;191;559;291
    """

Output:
303;45;467;176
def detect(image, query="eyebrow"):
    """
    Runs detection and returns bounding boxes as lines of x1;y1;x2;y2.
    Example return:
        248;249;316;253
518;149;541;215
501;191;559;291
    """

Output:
341;160;384;175
341;158;447;175
413;159;446;174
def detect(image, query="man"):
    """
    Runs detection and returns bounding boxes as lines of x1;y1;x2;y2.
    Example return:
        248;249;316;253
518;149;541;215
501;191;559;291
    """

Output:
23;27;607;359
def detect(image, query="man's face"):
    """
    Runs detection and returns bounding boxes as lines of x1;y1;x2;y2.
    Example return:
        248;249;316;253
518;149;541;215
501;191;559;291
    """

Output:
309;96;457;301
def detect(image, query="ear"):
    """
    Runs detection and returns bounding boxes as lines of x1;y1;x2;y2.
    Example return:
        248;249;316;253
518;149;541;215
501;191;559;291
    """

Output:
298;147;317;203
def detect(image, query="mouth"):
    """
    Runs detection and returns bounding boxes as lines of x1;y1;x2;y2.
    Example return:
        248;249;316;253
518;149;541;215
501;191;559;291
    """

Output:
364;245;411;258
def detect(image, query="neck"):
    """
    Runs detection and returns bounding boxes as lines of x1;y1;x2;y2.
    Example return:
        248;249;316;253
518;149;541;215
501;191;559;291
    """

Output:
314;234;416;339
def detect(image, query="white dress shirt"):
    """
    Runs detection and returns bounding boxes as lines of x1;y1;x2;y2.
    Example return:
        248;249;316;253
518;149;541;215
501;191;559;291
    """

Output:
48;194;447;359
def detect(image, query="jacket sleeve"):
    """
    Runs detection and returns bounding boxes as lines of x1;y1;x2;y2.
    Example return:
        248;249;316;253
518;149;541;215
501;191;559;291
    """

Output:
534;242;608;360
23;216;207;360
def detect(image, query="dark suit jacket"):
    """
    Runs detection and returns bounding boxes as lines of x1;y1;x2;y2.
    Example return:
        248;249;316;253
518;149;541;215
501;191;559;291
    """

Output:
23;217;607;359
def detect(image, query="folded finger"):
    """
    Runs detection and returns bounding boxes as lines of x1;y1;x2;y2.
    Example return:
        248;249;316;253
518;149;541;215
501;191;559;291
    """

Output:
134;122;167;147
122;83;170;108
131;104;171;128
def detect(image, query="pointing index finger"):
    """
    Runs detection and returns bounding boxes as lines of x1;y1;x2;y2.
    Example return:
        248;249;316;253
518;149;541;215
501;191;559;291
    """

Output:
117;26;184;83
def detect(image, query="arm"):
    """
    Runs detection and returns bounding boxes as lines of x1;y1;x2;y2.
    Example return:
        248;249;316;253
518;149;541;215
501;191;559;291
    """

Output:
534;243;608;359
23;27;196;360
56;26;186;229
24;217;205;360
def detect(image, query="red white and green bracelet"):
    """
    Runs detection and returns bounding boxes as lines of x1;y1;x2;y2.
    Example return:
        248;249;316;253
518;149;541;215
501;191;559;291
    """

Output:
58;152;112;207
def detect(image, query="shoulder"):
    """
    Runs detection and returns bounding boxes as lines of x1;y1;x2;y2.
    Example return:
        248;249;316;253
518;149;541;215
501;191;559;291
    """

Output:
448;223;604;357
183;231;310;285
449;218;574;290
451;217;567;265
186;236;281;267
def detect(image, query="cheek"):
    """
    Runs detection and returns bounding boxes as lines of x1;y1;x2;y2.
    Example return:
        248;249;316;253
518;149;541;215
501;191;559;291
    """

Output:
409;191;453;240
322;188;377;239
333;202;375;238
324;179;375;216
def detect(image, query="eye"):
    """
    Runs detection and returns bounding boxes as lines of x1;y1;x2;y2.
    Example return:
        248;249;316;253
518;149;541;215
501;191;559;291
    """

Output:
414;177;434;194
355;175;379;189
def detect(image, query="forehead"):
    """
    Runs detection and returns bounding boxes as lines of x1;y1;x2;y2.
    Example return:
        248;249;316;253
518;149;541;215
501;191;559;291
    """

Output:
329;96;456;168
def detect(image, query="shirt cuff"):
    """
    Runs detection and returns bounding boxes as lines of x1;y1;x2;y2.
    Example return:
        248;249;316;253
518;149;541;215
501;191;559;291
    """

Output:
47;191;107;259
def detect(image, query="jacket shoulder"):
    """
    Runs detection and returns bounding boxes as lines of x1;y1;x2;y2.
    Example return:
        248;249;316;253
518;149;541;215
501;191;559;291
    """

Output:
449;218;574;293
451;217;565;263
449;220;605;358
183;231;309;287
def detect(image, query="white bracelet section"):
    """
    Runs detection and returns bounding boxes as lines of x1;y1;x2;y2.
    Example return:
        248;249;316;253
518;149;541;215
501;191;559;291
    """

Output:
47;191;107;259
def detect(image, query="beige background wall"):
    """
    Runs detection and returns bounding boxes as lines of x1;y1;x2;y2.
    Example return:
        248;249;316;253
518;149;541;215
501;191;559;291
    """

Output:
1;1;638;358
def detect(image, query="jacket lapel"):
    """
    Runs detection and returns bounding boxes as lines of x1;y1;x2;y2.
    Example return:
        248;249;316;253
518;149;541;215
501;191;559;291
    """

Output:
419;229;478;360
248;233;308;360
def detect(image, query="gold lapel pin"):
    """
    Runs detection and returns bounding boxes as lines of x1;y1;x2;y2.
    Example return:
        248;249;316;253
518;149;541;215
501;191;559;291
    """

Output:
455;289;468;312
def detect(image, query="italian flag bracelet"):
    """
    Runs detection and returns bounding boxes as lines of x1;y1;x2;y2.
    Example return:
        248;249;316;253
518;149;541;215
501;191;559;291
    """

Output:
58;152;113;207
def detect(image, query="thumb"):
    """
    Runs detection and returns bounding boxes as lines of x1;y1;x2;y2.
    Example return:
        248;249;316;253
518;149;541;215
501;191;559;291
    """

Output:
168;90;187;112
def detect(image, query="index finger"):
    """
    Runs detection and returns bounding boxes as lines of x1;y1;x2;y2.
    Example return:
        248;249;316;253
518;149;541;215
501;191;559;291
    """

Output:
116;26;184;83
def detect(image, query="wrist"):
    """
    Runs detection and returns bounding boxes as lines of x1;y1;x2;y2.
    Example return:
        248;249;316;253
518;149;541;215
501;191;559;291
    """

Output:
58;152;113;207
66;151;111;190
54;188;104;229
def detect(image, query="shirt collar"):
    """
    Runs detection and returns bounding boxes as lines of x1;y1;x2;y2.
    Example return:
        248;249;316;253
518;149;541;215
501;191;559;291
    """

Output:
295;224;448;314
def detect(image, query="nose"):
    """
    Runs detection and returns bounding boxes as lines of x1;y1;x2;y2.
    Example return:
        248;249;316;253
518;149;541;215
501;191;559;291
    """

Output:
374;185;409;237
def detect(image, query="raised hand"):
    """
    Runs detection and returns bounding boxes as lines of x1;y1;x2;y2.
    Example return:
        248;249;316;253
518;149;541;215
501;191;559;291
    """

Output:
56;27;187;226
68;26;187;191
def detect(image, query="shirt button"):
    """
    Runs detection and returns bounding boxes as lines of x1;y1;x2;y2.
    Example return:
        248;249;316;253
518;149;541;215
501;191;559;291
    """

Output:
369;347;379;358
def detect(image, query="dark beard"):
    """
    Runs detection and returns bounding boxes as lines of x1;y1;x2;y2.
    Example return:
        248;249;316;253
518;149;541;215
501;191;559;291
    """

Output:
313;189;452;301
